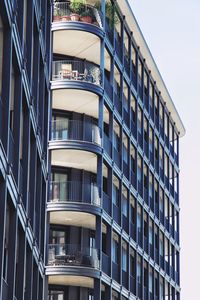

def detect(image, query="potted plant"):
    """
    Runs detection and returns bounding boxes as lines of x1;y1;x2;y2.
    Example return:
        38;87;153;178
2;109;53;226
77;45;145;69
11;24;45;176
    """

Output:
53;5;61;22
94;1;119;28
61;7;71;22
80;9;94;24
70;0;85;21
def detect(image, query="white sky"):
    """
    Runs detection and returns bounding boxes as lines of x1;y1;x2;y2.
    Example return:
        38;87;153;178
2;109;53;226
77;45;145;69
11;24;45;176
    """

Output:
128;0;200;298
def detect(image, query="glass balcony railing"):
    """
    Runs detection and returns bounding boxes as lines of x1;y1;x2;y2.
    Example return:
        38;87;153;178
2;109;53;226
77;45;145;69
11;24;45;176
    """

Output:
49;180;101;206
52;60;102;86
48;244;100;269
53;2;102;28
51;119;101;145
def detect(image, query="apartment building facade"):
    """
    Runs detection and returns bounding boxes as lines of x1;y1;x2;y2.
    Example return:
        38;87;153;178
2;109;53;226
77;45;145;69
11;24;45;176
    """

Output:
46;0;185;300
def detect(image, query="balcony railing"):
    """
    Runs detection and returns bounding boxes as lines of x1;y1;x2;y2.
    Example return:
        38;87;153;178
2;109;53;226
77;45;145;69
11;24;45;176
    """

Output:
53;2;102;27
49;180;101;206
51;119;101;145
48;244;100;269
52;60;102;86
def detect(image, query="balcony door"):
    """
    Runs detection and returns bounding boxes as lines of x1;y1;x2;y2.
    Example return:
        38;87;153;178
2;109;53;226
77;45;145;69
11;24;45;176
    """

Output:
52;172;68;202
52;115;69;140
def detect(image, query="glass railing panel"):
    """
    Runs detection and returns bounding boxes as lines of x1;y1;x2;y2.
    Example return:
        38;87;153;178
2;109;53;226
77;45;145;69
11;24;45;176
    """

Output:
51;119;101;145
52;60;102;86
53;2;102;27
49;181;101;206
48;244;100;269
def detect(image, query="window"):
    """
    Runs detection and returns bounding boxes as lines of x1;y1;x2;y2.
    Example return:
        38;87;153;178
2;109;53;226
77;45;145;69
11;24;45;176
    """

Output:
165;153;169;178
114;65;121;97
3;204;11;281
155;93;159;117
137;107;142;134
137;155;142;183
160;277;164;300
160;232;164;258
130;144;136;173
122;240;127;272
130;195;136;224
159;145;164;170
51;172;68;202
155;225;159;251
113;120;120;152
169;121;174;147
123;81;129;112
138;59;142;83
137;255;142;283
131;94;136;122
149;266;153;294
130;248;136;276
52;115;69;140
10;65;15;131
122;186;128;217
113;175;120;207
144;71;148;96
131;44;136;73
112;290;119;300
0;15;3;96
159;103;164;129
123;133;128;164
155;136;159;160
149;173;153;199
112;232;119;264
165;112;168;137
102;222;108;255
149;127;153;153
149;82;154;108
144;261;148;288
137;204;142;233
48;290;64;300
149;219;153;247
144;117;148;143
144;212;148;239
144;164;148;190
165;239;169;264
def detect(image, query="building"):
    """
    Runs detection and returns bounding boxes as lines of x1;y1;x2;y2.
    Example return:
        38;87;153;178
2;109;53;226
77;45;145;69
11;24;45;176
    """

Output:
46;0;185;300
0;0;51;299
0;0;185;300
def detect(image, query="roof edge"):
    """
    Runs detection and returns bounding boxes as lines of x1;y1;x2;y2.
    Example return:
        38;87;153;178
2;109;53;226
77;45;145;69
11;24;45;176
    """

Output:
117;0;186;137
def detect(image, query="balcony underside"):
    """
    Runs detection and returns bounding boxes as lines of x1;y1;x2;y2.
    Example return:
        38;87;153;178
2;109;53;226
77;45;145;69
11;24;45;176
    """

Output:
48;275;94;289
51;149;98;173
53;29;101;66
49;210;96;229
52;89;99;119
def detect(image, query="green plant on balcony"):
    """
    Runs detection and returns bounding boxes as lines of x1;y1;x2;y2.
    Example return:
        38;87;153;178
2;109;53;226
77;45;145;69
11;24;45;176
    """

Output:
80;9;94;24
70;0;85;21
53;5;61;22
94;1;119;28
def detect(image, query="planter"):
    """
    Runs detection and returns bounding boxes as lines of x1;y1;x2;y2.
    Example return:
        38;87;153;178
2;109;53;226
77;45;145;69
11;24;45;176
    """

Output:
62;15;71;21
53;16;61;22
80;16;93;24
70;13;80;21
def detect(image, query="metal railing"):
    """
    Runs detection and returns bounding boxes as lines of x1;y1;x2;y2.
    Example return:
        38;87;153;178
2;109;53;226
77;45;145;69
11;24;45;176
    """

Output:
49;180;101;206
48;244;100;269
53;2;102;27
51;119;101;145
52;60;102;86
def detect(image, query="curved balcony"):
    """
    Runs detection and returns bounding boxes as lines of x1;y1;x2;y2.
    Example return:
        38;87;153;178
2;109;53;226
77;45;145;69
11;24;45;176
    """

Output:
48;180;101;229
51;119;101;146
47;244;100;288
50;119;102;174
52;2;103;65
48;244;100;269
52;60;102;117
49;180;101;206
